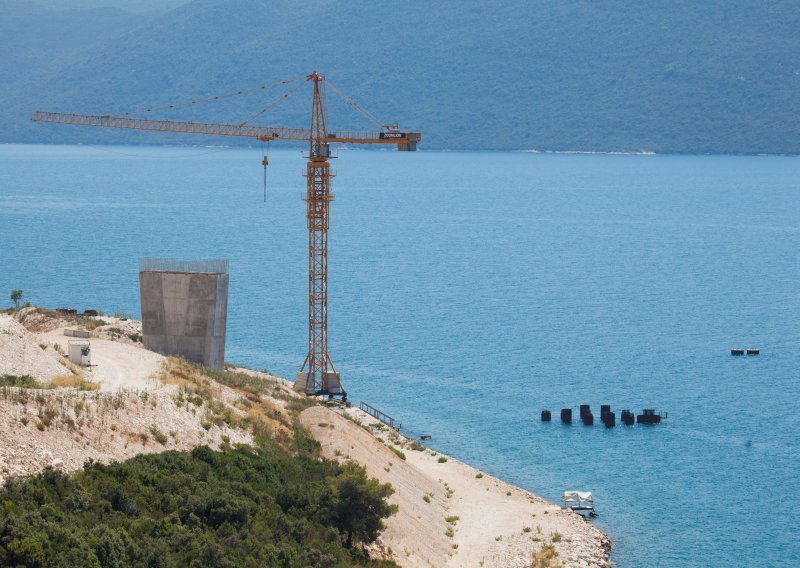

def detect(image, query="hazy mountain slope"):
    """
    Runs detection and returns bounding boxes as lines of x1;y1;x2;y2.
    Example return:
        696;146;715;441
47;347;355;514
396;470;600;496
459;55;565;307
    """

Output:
0;2;143;84
5;0;800;153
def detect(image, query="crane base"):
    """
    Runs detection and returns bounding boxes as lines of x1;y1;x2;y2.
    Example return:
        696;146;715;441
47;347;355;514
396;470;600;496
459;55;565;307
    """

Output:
295;371;346;399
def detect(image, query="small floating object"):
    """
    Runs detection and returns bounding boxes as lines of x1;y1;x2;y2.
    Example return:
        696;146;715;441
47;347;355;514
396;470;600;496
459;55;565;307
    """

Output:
731;348;745;356
620;409;635;426
636;408;667;424
560;408;572;424
746;348;760;356
600;405;614;427
579;404;593;425
541;410;552;422
419;435;431;440
562;491;597;517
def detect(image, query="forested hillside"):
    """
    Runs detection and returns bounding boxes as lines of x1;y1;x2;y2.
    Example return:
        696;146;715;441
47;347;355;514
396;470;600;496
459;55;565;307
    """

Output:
4;0;800;153
0;444;398;567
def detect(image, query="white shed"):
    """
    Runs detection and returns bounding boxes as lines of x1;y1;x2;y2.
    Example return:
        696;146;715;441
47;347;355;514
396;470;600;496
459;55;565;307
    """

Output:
68;340;91;366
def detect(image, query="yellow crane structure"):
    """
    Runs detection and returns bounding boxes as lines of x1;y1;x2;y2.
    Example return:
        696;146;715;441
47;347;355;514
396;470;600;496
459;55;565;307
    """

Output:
33;71;421;399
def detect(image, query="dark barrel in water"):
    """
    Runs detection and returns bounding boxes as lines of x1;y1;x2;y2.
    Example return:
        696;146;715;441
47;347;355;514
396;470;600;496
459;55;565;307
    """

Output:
561;408;572;424
541;410;552;422
621;409;635;426
579;404;593;425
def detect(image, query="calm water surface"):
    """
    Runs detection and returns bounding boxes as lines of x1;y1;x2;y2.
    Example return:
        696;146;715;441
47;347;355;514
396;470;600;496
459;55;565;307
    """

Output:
1;144;798;566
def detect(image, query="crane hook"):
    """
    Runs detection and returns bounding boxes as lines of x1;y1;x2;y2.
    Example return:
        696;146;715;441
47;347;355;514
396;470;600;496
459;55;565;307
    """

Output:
262;154;269;202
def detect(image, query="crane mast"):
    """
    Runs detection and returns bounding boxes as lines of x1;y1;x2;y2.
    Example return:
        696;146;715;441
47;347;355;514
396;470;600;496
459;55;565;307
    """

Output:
33;71;420;399
299;72;338;396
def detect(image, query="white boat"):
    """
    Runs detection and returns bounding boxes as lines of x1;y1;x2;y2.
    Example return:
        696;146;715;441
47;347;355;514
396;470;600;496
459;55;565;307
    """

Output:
563;491;597;517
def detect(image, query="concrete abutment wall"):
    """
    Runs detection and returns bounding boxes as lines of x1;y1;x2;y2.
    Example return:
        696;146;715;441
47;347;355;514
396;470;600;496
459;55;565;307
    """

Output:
138;259;228;370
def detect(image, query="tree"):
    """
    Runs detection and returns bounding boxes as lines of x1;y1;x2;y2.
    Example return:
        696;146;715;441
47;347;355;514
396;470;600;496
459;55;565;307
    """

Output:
331;463;398;549
10;290;23;311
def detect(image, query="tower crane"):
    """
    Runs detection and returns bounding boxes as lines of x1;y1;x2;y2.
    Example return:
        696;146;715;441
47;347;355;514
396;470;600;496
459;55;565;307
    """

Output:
33;71;421;399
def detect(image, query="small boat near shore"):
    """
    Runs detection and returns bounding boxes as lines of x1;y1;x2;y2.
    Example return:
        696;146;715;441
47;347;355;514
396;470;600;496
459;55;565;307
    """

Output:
563;491;597;517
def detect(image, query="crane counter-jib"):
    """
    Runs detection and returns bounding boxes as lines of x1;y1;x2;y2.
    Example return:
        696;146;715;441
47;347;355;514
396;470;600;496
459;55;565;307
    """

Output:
31;111;421;149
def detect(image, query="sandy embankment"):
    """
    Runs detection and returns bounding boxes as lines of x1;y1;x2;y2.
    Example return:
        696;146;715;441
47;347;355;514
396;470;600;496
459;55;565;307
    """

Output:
302;405;611;567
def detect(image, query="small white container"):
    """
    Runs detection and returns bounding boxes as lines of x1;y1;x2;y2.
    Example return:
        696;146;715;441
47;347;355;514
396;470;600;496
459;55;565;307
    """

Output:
68;340;91;366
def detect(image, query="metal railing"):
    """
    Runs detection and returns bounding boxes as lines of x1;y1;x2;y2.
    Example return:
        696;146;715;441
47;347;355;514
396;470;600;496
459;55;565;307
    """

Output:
359;401;401;430
139;258;229;274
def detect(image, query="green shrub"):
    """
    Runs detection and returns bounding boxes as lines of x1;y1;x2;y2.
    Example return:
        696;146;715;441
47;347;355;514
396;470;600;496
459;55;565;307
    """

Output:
0;445;398;566
149;426;168;445
10;289;23;310
0;374;39;388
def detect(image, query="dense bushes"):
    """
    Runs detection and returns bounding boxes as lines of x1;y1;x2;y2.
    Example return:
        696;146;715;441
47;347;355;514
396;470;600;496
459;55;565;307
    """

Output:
0;442;398;567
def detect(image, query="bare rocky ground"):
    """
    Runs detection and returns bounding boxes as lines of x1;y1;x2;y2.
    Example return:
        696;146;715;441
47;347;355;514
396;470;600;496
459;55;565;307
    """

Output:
0;307;611;567
0;308;295;485
0;313;71;380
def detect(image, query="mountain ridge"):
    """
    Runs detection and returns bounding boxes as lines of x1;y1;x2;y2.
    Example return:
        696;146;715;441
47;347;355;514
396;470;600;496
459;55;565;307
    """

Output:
5;0;800;154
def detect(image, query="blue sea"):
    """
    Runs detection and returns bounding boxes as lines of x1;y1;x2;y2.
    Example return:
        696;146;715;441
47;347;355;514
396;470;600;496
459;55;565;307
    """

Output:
1;144;798;566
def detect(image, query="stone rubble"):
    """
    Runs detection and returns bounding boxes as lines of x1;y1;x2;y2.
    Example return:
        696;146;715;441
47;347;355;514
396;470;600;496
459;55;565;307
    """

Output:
0;314;70;381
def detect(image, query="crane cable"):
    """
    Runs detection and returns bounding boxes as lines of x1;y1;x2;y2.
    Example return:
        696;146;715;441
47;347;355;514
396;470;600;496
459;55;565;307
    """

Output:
323;79;388;130
119;75;307;116
261;138;270;202
238;80;307;127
